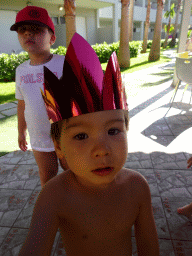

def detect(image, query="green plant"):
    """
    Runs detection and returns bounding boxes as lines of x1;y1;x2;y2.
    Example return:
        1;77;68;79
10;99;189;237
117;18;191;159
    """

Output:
0;52;29;82
129;41;142;57
92;41;142;63
0;41;142;81
147;40;153;49
51;46;67;55
187;30;192;38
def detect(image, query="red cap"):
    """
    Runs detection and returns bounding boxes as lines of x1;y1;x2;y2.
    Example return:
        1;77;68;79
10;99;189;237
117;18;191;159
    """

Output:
10;6;55;34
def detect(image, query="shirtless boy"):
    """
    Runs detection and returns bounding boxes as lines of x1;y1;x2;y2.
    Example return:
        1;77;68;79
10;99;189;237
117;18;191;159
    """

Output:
18;33;159;256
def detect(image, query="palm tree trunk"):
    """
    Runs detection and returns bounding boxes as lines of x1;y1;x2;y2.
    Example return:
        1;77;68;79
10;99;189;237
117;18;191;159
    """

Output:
119;1;130;68
163;17;171;48
64;0;76;48
148;0;164;61
141;0;151;53
170;0;182;47
128;0;135;41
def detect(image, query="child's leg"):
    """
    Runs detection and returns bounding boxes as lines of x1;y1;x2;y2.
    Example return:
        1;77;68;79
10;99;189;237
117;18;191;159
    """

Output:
32;150;58;187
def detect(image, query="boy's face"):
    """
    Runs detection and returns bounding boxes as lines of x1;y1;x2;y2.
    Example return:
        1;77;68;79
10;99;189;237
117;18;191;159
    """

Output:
55;110;128;190
17;24;55;54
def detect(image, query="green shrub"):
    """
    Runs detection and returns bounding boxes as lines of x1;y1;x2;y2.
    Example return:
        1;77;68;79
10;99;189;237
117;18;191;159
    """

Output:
129;41;142;57
0;41;142;81
51;46;67;55
92;40;142;63
0;52;29;82
147;40;153;49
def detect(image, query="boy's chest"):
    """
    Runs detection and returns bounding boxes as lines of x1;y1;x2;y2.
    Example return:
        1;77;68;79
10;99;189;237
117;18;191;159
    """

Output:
58;188;139;239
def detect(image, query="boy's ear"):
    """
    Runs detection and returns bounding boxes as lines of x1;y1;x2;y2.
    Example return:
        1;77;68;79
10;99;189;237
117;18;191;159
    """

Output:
50;34;56;46
52;139;64;159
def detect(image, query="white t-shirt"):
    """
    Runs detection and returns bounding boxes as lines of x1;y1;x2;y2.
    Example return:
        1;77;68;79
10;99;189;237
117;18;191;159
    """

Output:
15;54;65;152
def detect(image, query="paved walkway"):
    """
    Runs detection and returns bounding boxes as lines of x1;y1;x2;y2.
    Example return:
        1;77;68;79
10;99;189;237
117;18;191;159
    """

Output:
1;49;192;255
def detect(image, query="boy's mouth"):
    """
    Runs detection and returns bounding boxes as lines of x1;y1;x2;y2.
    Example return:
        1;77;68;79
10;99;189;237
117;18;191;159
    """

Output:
91;167;113;176
25;40;35;44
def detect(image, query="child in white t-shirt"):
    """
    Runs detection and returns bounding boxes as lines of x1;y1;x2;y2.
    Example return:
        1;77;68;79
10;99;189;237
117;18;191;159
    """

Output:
11;6;68;187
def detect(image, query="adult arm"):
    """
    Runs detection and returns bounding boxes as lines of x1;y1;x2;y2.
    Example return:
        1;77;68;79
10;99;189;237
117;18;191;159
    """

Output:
134;174;160;256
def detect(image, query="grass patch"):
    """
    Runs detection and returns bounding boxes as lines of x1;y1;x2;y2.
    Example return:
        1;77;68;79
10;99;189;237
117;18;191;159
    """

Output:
0;115;29;157
0;82;16;104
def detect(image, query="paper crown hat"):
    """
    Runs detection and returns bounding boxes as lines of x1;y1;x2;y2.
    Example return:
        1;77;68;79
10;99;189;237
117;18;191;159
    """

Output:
41;33;128;124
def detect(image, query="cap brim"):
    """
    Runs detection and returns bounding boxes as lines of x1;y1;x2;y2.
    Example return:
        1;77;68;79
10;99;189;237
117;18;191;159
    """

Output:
10;20;48;31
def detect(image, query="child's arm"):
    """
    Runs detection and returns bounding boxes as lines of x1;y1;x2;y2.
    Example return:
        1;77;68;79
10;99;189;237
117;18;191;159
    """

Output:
187;156;192;168
18;181;60;256
134;174;160;256
17;100;28;151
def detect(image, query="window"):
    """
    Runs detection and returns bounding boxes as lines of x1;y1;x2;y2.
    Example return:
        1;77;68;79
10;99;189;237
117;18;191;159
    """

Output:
52;17;59;25
60;17;65;24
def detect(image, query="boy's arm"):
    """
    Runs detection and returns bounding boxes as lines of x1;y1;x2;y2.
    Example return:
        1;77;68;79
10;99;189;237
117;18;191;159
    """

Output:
17;100;28;151
134;174;160;256
18;181;60;256
17;100;27;133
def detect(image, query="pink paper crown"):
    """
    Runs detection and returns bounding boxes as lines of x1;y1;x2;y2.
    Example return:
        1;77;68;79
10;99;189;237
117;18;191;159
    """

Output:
41;33;128;124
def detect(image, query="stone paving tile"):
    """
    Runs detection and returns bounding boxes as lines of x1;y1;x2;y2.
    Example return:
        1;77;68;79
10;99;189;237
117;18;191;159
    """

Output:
155;117;169;125
53;234;67;256
0;227;10;247
167;123;192;136
151;152;188;169
1;108;17;116
0;165;17;184
13;190;40;229
155;170;192;198
142;123;173;136
152;196;171;239
164;198;192;241
173;240;192;256
0;103;17;112
165;114;192;125
0;165;39;190
0;151;26;165
125;152;153;169
0;189;32;227
0;113;5;119
129;107;143;117
143;134;176;147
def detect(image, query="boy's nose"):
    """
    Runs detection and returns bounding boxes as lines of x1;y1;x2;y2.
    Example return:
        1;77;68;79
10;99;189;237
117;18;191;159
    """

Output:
24;29;33;36
92;141;110;158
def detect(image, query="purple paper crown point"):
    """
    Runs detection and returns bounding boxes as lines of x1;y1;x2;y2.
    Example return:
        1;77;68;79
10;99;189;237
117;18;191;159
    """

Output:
41;33;128;124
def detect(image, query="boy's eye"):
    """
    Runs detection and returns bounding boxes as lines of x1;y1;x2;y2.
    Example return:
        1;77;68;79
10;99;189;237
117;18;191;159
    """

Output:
108;128;120;136
18;26;43;33
74;133;88;140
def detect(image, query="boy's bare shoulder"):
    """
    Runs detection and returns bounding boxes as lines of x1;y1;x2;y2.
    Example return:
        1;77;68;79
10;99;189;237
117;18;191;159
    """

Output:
40;170;72;202
118;168;150;198
119;168;147;184
44;170;73;192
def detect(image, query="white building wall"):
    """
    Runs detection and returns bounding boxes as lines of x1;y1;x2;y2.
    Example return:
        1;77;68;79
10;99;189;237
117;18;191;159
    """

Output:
0;7;97;53
99;2;192;42
0;10;22;54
